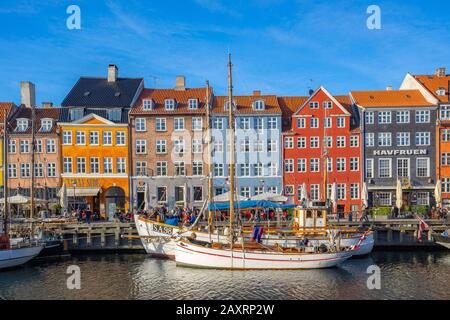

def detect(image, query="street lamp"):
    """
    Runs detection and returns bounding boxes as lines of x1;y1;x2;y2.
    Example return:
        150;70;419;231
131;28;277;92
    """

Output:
72;180;77;212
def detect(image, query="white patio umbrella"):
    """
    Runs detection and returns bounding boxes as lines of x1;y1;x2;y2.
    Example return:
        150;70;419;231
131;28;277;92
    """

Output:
361;182;369;209
435;180;442;208
396;179;403;211
330;183;338;213
250;192;288;202
59;182;68;212
300;183;309;207
213;191;248;202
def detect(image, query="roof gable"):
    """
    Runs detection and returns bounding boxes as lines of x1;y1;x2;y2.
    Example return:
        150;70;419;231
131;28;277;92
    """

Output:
66;113;115;125
350;89;436;108
294;86;350;116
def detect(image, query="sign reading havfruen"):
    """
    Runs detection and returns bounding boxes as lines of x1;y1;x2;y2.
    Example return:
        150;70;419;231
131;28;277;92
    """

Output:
373;149;428;156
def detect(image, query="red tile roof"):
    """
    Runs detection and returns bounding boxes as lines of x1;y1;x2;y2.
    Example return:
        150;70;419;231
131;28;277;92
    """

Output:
350;90;435;107
213;95;281;114
130;88;210;115
9;106;61;135
277;96;308;131
0;102;15;123
414;74;450;103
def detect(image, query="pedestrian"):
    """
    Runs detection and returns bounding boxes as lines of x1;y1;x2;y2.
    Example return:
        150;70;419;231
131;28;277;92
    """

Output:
86;210;91;225
77;209;83;224
348;211;353;222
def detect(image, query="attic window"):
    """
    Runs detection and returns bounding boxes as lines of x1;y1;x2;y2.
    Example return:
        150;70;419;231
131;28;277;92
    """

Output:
309;102;319;109
16;119;28;132
165;99;175;110
40;119;53;132
188;99;199;110
437;88;446;96
224;100;236;111
253;100;265;111
114;92;121;97
143;99;154;110
83;91;91;97
107;109;122;122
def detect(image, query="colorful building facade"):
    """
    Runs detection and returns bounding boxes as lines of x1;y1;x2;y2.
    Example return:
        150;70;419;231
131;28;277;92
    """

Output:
0;102;16;196
281;87;363;214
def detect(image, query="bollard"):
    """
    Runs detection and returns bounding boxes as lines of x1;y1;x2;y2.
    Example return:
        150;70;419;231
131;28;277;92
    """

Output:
87;228;92;247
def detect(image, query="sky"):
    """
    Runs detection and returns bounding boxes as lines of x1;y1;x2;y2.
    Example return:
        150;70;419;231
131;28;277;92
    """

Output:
0;0;449;105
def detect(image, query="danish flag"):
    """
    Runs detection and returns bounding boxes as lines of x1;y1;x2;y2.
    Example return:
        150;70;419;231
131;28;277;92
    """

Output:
352;230;370;251
416;215;429;242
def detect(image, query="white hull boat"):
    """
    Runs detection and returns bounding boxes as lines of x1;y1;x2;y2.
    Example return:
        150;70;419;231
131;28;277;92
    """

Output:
0;245;43;270
135;215;374;259
175;240;353;270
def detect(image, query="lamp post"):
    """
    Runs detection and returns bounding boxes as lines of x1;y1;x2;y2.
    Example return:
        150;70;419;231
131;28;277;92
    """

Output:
72;180;77;212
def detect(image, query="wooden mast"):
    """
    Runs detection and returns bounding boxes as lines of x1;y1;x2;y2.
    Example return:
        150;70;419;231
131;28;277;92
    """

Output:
30;103;36;219
205;80;214;236
3;114;8;236
227;53;235;244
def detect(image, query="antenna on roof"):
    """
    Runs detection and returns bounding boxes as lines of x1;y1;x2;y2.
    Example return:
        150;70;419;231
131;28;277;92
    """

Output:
308;79;314;96
149;76;159;88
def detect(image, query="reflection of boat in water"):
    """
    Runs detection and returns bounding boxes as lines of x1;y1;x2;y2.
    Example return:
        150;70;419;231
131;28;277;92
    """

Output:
433;230;450;249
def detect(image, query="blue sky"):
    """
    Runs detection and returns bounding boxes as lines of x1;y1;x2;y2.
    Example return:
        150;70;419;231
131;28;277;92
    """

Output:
0;0;449;105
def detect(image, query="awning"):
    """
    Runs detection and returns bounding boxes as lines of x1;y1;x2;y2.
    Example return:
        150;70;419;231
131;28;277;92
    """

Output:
66;188;100;197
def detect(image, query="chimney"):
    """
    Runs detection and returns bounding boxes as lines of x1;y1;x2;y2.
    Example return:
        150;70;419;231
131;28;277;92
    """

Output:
20;81;36;108
175;76;186;91
253;90;261;96
436;68;446;77
42;102;53;108
386;86;393;91
108;64;118;82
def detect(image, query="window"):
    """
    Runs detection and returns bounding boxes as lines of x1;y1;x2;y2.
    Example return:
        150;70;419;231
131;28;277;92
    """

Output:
20;140;29;153
415;132;430;146
397;132;410;146
337;184;346;200
46;139;56;153
103;158;113;174
240;138;250;153
310;158;320;172
284;137;294;149
336;117;345;128
297;159;307;172
63;157;72;174
224;100;235;111
240;187;250;198
16;119;28;132
143;99;153;110
116;158;126;174
8;140;16;153
214;163;224;177
34;163;44;177
396;111;410;124
76;131;86;145
284;159;294;173
69;108;83;121
310;137;319;148
366;159;374;179
297;118;306;129
416;158;430;177
378;111;392;124
136;162;147;176
284;185;294;196
268;186;277;194
157;187;167;203
174;162;185;176
240;163;250;176
327;158;333;172
89;131;99;145
254;163;263;176
192;161;203;176
442;178;450;193
193;186;203;202
378;133;392;147
416;110;430;123
136;140;146;154
103;131;112;145
350;136;359;147
116;131;126;146
437;88;446;96
365;133;375;147
174;118;185;131
192;139;202;153
310;185;320;201
267;140;277;152
20;163;31;178
417;192;429;205
254;186;264;196
174;139;185;154
107;109;122;122
90;157;99;174
156;140;167;154
267;117;277;129
253;100;265;110
323;101;332;109
442;153;450;166
442;129;450;142
213;118;224;130
192;117;202;131
40;119;52;132
77;157;86;174
188;99;198;110
156;162;167;176
350;184;360;200
350;157;359;171
255;118;264;131
268;163;277;176
297;137;306;148
310;118;319;128
213;140;223;153
336;136;346;148
240;118;250;130
441;105;450;120
324;117;331;128
46;163;56;177
378;192;392;206
36;139;42;153
155;118;166;131
325;136;332;148
397;158;410;177
8;164;17;178
309;102;319;109
365;112;374;125
165;99;175;110
62;131;72;145
379;159;392;178
337;158;346;172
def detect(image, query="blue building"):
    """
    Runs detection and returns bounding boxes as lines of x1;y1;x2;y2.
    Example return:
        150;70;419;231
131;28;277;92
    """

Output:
210;92;283;198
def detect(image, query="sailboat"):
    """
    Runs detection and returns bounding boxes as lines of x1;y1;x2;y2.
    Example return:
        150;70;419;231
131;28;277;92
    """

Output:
174;54;354;270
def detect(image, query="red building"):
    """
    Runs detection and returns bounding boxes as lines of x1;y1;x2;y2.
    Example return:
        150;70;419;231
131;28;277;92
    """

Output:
280;87;363;215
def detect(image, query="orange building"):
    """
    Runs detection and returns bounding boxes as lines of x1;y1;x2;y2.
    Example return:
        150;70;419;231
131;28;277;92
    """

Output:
59;114;130;217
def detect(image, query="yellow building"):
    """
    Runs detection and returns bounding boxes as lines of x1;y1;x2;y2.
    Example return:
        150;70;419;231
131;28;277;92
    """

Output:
59;114;129;218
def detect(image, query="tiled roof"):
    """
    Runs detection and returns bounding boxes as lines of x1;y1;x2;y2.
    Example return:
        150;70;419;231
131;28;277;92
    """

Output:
213;95;282;115
130;88;210;115
414;74;450;103
277;96;308;131
59;108;129;124
62;77;143;108
350;90;435;107
0;102;15;122
9;106;61;135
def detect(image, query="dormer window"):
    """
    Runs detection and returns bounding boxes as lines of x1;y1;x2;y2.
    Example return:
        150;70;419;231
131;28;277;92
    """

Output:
253;100;265;111
309;102;319;109
323;101;332;109
69;108;84;121
165;99;175;110
107;109;122;122
143;99;154;110
224;100;236;111
16;119;28;132
436;88;446;96
188;99;199;110
40;119;53;132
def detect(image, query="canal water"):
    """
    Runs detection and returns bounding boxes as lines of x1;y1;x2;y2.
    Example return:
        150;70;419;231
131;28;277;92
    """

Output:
0;251;449;300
